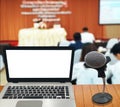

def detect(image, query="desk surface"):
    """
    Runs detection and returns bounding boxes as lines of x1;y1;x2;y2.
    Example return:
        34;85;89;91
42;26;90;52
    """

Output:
0;85;120;107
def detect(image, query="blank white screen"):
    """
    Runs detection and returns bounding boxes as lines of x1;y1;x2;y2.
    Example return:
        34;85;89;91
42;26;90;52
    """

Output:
99;0;120;24
6;50;72;78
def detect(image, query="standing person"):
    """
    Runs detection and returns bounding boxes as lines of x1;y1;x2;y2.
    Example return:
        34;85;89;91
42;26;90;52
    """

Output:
69;32;83;50
81;27;95;44
106;42;120;84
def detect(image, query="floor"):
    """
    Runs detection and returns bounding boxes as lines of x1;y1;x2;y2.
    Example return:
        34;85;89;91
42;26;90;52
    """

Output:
0;68;7;85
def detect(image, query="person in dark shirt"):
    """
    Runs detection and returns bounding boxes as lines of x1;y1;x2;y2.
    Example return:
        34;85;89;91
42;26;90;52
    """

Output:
69;32;83;50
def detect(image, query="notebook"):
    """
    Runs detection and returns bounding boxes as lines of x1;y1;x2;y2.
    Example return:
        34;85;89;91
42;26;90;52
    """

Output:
0;46;76;107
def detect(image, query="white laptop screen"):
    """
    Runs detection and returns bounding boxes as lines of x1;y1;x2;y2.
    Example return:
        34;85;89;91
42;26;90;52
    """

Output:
5;49;73;80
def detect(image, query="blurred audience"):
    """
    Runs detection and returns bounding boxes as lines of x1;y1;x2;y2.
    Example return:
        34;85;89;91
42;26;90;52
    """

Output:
81;27;95;44
106;42;120;84
72;43;103;84
69;32;83;50
105;38;119;65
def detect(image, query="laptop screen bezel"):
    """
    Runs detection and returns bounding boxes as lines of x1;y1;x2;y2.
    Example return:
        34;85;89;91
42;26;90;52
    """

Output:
3;46;74;83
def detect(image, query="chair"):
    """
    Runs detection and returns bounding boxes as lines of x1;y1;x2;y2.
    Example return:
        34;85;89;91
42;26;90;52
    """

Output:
0;55;4;71
0;43;11;71
106;38;119;49
58;40;70;47
73;49;82;64
0;43;11;55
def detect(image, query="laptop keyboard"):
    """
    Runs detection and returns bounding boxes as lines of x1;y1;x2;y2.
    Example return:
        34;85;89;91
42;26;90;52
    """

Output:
3;86;70;99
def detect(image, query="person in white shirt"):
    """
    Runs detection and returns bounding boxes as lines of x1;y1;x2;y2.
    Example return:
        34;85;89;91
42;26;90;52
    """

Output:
72;44;103;84
105;38;119;65
106;42;120;84
72;62;103;84
81;27;95;43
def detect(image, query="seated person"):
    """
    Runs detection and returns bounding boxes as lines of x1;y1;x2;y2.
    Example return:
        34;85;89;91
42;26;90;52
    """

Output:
105;38;119;65
81;27;95;44
106;42;120;84
72;44;103;84
69;32;83;50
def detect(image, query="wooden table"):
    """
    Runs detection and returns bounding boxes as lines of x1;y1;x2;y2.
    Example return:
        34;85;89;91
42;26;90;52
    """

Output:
0;85;120;107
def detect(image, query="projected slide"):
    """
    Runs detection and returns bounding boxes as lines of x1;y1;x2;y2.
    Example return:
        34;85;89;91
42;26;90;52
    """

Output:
99;0;120;24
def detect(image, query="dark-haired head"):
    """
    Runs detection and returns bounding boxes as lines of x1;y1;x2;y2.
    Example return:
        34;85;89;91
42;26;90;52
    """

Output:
82;27;88;32
110;42;120;55
110;42;120;60
73;32;81;41
80;43;97;61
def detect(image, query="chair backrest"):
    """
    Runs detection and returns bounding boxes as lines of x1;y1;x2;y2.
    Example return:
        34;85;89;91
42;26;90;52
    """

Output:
0;43;10;55
58;40;70;47
73;49;82;64
106;38;119;49
0;43;10;70
0;55;4;70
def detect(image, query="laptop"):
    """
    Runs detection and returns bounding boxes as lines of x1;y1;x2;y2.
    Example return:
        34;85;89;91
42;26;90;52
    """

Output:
0;46;76;107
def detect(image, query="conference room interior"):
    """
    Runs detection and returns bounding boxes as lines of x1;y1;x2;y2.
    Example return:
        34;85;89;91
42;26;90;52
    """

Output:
0;0;120;86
